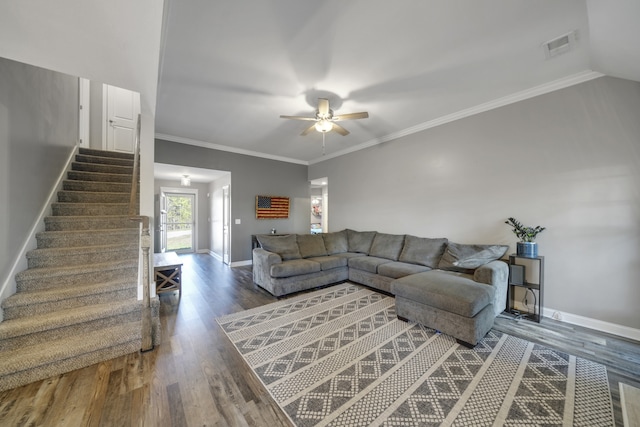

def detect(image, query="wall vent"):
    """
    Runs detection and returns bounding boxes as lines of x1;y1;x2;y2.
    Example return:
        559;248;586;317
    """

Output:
543;31;576;59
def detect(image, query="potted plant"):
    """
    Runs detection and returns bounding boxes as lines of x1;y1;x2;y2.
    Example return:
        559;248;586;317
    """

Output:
505;217;546;258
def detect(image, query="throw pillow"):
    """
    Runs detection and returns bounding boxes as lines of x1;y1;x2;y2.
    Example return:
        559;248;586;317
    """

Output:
322;230;348;254
297;234;327;258
438;242;508;274
369;233;405;261
346;229;377;254
398;235;448;268
256;234;301;260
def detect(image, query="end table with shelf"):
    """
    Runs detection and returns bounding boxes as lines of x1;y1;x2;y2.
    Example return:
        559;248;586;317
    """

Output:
506;254;544;322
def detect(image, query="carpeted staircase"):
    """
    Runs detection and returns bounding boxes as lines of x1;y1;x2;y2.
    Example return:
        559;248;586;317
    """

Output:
0;148;146;392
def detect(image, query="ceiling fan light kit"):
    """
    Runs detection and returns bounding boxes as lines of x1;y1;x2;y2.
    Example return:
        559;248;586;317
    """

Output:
280;97;369;137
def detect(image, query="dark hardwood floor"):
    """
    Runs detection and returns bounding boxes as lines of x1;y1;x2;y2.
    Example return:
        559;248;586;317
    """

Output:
0;253;638;426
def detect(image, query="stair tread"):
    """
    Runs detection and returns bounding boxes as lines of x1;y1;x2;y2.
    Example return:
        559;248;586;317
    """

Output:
37;228;138;237
16;259;139;280
27;242;138;257
0;299;141;340
3;279;137;308
0;321;141;376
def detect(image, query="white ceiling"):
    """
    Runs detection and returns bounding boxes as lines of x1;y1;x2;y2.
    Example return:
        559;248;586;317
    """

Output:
155;0;640;165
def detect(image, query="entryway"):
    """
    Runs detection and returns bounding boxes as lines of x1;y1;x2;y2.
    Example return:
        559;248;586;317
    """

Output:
160;188;197;254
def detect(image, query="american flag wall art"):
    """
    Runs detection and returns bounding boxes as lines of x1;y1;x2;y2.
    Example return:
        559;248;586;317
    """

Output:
256;196;290;219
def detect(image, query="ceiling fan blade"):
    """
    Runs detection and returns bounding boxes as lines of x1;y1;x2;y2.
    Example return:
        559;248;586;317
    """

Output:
317;98;330;117
332;123;350;136
280;115;317;121
333;112;369;121
301;123;317;136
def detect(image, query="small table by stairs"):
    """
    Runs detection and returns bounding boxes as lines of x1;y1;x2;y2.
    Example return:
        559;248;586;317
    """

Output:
153;252;183;297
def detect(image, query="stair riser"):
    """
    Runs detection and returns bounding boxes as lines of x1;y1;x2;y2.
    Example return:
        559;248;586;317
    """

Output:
79;148;135;161
0;340;141;393
63;180;132;193
75;154;134;167
27;248;139;268
3;287;137;320
51;203;129;216
36;231;138;248
72;162;133;176
67;171;132;183
45;217;139;231
0;311;141;352
57;191;130;204
16;266;138;292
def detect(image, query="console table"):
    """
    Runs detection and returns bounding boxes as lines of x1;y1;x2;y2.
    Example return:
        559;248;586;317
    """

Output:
153;252;183;297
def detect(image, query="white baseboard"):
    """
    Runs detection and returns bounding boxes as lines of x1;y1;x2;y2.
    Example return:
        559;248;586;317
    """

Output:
208;250;223;262
196;249;210;254
0;144;79;322
543;306;640;342
230;260;252;268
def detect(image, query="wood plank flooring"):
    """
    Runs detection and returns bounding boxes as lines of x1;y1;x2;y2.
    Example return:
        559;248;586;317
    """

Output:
1;253;638;426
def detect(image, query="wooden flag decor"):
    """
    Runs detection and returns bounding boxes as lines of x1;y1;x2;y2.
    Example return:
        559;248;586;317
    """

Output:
256;195;289;219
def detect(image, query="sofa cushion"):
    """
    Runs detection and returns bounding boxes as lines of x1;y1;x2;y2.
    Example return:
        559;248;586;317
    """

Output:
257;234;301;260
438;242;509;274
297;234;327;258
322;230;348;254
398;235;448;268
348;256;393;274
377;261;430;279
306;256;348;271
369;233;405;261
270;259;321;278
347;229;377;254
392;270;495;318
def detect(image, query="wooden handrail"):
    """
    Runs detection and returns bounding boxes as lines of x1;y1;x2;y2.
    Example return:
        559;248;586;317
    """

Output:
128;114;154;352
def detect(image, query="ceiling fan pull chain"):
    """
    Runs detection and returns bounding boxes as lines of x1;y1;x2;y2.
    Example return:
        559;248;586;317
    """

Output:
322;132;326;156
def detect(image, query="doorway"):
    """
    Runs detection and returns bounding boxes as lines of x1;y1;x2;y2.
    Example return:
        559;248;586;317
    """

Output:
160;188;198;254
310;178;328;233
103;84;140;153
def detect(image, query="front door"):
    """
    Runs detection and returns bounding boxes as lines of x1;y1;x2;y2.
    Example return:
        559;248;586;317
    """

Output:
105;85;140;153
165;192;195;253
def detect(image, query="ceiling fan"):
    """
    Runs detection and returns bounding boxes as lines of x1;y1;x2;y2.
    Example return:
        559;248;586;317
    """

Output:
280;98;369;136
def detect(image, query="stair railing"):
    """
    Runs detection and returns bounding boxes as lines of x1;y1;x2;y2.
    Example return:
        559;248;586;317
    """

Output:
129;114;154;352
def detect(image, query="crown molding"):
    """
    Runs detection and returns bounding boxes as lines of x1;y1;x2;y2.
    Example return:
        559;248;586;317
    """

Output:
308;70;605;164
154;133;309;166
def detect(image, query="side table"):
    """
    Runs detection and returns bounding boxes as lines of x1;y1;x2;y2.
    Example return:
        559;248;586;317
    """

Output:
507;254;544;322
153;252;183;298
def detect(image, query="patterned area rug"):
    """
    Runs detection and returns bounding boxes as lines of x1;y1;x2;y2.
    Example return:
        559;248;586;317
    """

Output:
216;283;614;426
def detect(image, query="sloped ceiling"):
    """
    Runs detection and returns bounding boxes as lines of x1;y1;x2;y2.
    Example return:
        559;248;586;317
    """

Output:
155;0;639;164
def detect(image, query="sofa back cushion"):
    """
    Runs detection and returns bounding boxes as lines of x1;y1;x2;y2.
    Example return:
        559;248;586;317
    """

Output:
398;235;448;268
297;234;327;258
438;242;508;274
322;230;348;254
346;229;377;254
369;233;405;261
256;234;301;260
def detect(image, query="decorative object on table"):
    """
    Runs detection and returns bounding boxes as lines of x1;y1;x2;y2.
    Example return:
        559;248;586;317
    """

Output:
505;217;546;258
216;283;614;427
256;195;289;219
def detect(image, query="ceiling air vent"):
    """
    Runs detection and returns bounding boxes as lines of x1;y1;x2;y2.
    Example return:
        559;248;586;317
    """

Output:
543;31;576;59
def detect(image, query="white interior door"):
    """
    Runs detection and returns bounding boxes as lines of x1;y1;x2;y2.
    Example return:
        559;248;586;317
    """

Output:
222;185;230;265
105;85;140;153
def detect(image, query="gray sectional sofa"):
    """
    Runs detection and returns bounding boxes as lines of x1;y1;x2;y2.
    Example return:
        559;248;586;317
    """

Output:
252;229;508;346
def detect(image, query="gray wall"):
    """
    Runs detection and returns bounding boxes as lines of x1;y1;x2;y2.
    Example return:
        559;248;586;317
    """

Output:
310;76;640;330
154;179;211;253
0;57;78;303
155;140;310;262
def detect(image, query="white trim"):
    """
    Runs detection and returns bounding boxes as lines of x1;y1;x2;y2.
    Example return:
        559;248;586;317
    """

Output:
0;145;79;321
230;259;252;268
308;70;605;164
196;249;210;254
78;78;90;146
543;306;640;342
101;84;108;150
155;133;308;165
208;250;223;262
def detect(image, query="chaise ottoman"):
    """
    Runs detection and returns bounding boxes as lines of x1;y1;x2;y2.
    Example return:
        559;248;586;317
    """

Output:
391;270;496;347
